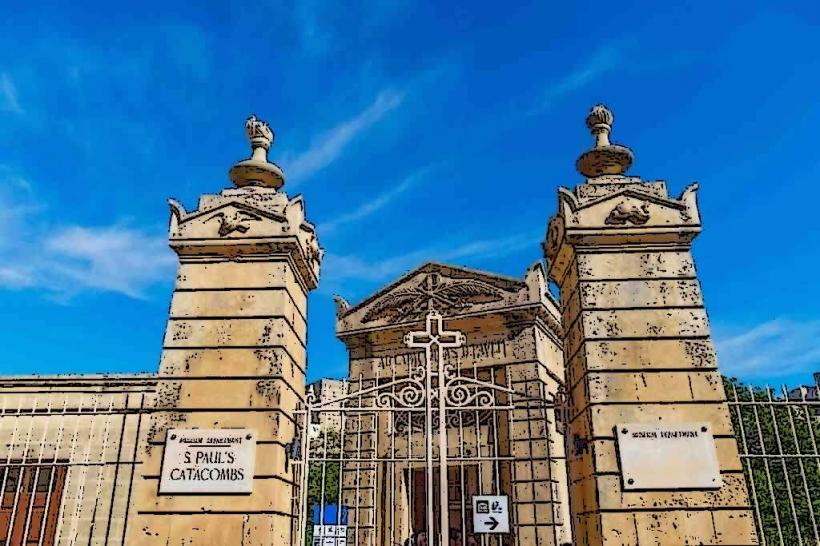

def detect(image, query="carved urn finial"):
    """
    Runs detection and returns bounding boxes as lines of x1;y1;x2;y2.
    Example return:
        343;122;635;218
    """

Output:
576;104;634;178
228;114;285;189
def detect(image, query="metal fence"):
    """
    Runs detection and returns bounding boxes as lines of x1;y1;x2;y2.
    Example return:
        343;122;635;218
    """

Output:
726;378;820;545
0;380;151;546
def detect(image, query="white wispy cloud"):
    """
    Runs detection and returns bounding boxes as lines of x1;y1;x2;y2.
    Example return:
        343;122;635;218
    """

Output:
44;226;176;299
0;171;174;300
0;73;22;114
715;319;820;379
533;45;621;113
318;166;434;235
283;89;404;183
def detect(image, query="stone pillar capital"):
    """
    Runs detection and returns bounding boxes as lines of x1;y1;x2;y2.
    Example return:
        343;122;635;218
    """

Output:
168;186;323;291
544;178;701;284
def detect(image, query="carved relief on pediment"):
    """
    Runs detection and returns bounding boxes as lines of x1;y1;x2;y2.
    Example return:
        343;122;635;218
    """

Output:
361;272;514;324
605;202;650;225
207;209;262;236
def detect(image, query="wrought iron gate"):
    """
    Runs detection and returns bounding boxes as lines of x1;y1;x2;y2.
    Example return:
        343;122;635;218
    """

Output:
293;310;566;546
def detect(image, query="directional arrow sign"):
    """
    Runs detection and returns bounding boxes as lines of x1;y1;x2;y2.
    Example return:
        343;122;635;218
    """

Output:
472;495;509;534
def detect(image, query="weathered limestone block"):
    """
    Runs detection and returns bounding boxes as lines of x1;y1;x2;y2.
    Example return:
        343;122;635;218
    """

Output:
576;251;696;281
580;279;704;308
170;288;305;320
159;348;306;381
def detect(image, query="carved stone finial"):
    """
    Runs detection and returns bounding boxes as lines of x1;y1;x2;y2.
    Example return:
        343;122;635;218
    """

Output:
576;104;634;178
333;295;351;318
245;114;274;151
229;114;285;189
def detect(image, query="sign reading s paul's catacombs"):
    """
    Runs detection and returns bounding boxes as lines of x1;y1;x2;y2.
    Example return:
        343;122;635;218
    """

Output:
159;429;257;494
616;422;722;490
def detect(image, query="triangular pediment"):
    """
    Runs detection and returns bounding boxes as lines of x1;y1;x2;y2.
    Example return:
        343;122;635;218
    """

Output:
559;182;700;229
336;262;537;333
169;200;286;239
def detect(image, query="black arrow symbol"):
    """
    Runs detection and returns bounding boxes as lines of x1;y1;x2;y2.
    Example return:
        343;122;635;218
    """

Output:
486;516;499;530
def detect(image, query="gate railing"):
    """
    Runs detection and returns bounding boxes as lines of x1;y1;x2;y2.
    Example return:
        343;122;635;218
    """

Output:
293;309;567;546
726;378;820;545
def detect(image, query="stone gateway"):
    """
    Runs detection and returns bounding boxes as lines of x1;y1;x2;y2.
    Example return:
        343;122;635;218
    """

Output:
0;106;761;545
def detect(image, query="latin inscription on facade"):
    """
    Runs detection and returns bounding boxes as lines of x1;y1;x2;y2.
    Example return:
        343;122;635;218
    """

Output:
376;340;509;372
159;428;257;494
616;422;721;490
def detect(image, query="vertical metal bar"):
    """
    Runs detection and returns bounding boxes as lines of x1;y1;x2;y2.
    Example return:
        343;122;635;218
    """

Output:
298;399;312;546
458;356;467;546
38;395;70;546
435;342;449;546
424;343;435;544
389;365;396;545
782;384;819;544
505;365;522;546
798;385;820;470
729;382;766;546
66;393;104;546
765;385;802;543
337;380;347;540
22;395;57;543
489;369;501;546
355;372;363;546
750;385;784;544
4;396;39;546
0;395;23;517
54;392;88;544
472;357;485;546
87;394;117;544
406;386;414;540
374;356;381;546
541;381;560;546
319;426;329;535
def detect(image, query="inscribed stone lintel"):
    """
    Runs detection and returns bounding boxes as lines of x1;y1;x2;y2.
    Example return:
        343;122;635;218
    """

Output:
615;422;721;491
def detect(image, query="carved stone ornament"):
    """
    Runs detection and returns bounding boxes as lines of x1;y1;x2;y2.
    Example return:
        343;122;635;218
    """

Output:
207;209;262;236
605;202;650;225
333;295;350;318
576;104;634;178
362;273;508;323
245;114;274;150
229;114;285;189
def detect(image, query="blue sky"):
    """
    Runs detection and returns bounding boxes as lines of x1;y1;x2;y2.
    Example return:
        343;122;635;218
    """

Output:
0;1;818;386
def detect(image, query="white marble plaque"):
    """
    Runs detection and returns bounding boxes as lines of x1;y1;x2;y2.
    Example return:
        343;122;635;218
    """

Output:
616;422;722;490
472;495;510;533
159;428;256;494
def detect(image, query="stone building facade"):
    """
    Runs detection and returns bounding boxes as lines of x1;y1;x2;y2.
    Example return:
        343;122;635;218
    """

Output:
0;106;759;545
331;262;572;545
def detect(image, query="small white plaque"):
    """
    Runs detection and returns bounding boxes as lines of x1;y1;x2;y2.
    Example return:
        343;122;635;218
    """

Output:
616;422;722;490
472;495;509;533
313;525;347;545
159;428;256;494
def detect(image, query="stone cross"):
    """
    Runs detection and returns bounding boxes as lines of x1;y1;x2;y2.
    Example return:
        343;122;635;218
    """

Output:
404;311;465;350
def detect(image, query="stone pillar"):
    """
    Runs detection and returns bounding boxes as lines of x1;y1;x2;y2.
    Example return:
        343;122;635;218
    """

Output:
544;106;758;546
126;115;322;545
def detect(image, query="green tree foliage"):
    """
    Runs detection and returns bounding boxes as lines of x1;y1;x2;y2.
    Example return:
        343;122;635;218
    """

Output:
304;428;342;545
724;376;820;545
